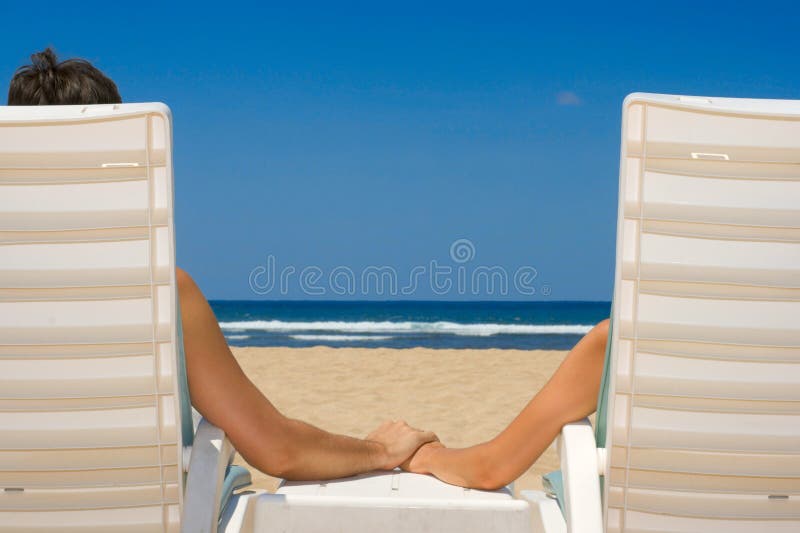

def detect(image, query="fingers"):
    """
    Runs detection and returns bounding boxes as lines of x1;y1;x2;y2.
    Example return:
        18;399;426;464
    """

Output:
393;420;435;441
365;419;441;470
398;421;437;445
417;430;438;445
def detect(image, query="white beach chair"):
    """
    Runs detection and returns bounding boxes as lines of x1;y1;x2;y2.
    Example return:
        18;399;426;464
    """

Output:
222;472;532;532
525;93;800;532
0;104;251;532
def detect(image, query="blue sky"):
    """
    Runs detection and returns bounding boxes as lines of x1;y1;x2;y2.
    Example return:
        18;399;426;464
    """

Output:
2;2;798;300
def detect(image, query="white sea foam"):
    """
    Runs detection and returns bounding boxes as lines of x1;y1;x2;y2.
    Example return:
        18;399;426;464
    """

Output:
218;320;593;337
290;334;394;342
225;334;251;340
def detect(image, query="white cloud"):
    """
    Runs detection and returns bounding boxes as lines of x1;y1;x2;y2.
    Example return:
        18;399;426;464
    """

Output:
556;91;582;106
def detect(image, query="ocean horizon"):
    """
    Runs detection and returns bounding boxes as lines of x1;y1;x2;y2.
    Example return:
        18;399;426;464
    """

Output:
212;300;610;350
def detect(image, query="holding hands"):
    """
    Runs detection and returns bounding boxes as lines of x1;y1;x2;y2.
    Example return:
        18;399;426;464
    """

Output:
400;441;445;475
366;420;440;470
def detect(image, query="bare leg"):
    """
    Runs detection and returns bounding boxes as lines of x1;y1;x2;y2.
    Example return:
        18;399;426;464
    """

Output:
404;319;609;489
175;268;436;479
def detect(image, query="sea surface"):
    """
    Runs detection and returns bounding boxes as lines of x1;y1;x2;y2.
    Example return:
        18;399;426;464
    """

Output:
212;301;610;350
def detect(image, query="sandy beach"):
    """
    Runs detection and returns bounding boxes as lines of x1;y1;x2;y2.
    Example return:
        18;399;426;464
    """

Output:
230;346;570;496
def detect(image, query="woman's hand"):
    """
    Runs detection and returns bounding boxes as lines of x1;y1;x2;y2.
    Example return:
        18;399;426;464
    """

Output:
400;440;446;474
366;420;438;470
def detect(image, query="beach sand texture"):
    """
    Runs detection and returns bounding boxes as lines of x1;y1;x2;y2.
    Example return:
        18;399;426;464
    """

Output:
231;346;571;496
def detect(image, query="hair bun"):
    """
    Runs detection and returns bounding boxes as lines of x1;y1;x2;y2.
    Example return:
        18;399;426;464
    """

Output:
30;48;58;74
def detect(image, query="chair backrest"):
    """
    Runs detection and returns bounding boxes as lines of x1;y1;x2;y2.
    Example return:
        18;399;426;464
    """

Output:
603;93;800;532
0;104;184;532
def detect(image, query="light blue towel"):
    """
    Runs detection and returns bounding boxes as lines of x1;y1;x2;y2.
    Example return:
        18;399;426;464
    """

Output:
176;299;194;448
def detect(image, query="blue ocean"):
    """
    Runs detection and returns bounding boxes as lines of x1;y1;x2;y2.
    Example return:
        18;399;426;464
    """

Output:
212;301;610;350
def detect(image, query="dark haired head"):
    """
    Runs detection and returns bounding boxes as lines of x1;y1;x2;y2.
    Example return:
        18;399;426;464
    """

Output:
8;48;121;105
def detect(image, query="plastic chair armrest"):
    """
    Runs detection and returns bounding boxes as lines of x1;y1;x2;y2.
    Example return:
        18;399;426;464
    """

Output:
520;490;567;533
182;418;236;533
558;418;603;533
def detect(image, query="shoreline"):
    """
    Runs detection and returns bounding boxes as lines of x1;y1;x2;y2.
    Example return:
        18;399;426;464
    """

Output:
230;346;571;495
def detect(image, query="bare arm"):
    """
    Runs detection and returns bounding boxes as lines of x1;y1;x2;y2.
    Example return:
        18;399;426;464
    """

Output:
404;319;609;490
177;268;435;479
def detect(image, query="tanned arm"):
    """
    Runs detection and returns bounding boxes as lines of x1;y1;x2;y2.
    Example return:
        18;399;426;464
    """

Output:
177;268;436;479
404;319;609;490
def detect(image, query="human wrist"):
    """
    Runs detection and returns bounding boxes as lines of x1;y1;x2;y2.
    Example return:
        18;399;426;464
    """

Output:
413;442;444;474
367;439;391;470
